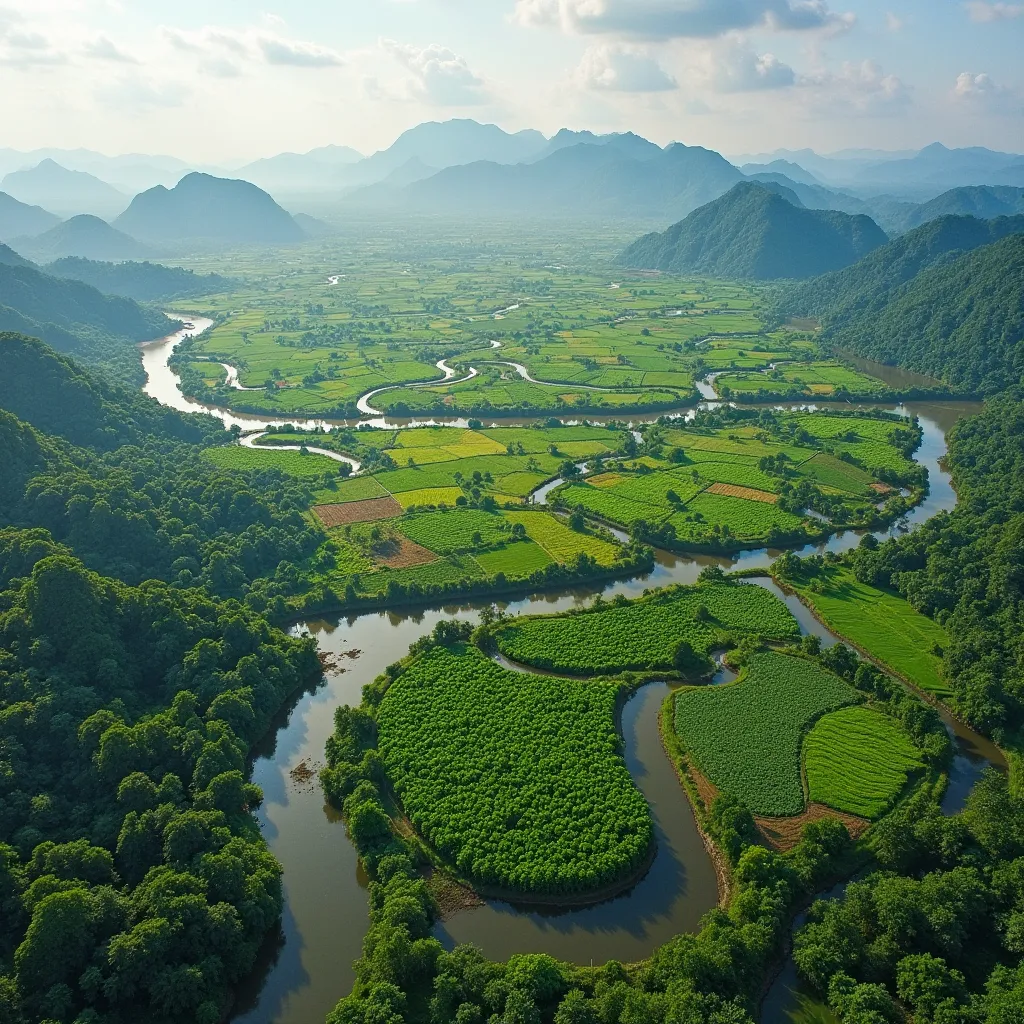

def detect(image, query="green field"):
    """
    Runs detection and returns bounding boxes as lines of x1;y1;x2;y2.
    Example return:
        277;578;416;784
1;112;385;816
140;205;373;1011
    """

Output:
781;565;952;698
551;410;916;548
494;581;799;675
675;652;860;816
804;706;924;818
716;361;889;400
377;645;651;895
204;446;342;478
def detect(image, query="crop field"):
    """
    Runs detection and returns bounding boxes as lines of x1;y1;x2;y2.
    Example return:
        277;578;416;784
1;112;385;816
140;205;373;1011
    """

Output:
474;541;553;576
168;229;893;419
377;645;652;895
313;497;404;526
393;487;464;509
371;537;438;569
494;581;799;675
329;476;391;502
803;706;924;818
546;409;918;548
783;566;952;698
675;652;860;816
715;361;888;399
203;446;341;478
503;510;621;565
398;508;516;554
706;482;778;503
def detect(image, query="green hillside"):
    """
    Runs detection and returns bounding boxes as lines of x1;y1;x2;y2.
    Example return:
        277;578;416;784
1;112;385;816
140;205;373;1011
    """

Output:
0;260;173;383
821;233;1024;393
46;257;234;301
618;182;887;280
781;213;1024;324
0;332;220;450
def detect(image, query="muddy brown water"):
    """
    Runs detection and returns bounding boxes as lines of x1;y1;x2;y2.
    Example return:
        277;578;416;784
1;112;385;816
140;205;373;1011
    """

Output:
136;325;992;1024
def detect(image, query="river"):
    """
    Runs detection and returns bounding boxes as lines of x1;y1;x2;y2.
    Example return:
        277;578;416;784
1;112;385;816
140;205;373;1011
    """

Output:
138;319;992;1024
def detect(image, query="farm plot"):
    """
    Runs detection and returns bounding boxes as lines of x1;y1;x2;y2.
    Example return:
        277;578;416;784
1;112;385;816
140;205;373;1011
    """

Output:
377;645;652;895
393;487;464;509
675;652;860;816
706;483;778;503
804;706;923;819
783;566;952;698
503;510;621;565
558;485;670;527
204;446;341;478
494;581;799;675
371;537;438;569
677;493;806;539
399;508;513;554
474;541;553;577
313;496;403;527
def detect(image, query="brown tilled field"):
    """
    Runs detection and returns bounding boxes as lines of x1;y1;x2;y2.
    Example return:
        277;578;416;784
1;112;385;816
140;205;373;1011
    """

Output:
754;803;869;852
706;482;779;504
313;496;403;527
373;537;438;569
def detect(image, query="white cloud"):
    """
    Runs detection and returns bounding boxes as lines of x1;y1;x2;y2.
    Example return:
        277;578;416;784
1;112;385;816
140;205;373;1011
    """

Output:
965;2;1024;20
97;75;190;112
259;37;343;68
885;12;903;30
954;71;997;97
575;44;677;92
83;36;138;64
710;44;796;91
383;40;487;105
800;60;910;113
513;0;854;39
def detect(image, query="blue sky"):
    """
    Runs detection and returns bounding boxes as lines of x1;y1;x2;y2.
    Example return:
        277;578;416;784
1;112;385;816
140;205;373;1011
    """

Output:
0;1;1021;161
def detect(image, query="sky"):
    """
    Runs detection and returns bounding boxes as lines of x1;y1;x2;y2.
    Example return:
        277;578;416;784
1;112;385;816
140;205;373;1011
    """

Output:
0;0;1021;163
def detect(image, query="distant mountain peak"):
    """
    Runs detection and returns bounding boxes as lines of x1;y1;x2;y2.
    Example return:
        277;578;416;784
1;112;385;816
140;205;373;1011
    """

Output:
114;172;303;246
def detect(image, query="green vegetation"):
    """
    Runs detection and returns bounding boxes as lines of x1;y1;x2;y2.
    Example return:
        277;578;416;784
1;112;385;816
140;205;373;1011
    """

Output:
804;706;924;818
619;183;887;280
675;652;860;816
715;360;889;401
772;560;952;698
493;579;798;675
781;216;1024;394
204;445;343;478
0;259;174;385
376;644;651;895
553;406;922;550
44;257;234;302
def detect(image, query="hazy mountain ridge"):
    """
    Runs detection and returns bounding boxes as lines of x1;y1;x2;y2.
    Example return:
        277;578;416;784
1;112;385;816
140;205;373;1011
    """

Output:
1;159;128;219
115;172;305;245
14;214;151;262
618;182;887;279
0;192;61;242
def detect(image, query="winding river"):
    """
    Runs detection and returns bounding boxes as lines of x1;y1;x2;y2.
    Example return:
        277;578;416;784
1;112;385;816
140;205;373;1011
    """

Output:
139;319;994;1024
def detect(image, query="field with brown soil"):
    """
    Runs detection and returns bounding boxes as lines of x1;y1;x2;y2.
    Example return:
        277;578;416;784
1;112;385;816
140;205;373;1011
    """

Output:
373;536;438;568
706;482;779;503
313;496;403;526
754;803;869;852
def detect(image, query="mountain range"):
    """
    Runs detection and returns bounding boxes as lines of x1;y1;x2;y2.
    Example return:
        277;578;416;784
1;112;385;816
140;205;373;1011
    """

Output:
618;182;887;280
1;159;128;219
14;215;151;263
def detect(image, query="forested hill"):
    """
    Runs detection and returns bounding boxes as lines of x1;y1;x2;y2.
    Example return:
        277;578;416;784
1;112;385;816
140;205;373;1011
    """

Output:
0;259;174;384
780;212;1024;324
618;182;886;279
812;233;1024;394
0;332;221;450
46;257;234;302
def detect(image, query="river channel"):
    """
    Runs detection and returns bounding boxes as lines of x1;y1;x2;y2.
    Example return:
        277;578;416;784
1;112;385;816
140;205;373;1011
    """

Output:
139;320;993;1024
